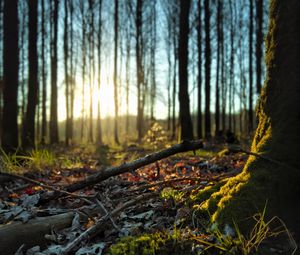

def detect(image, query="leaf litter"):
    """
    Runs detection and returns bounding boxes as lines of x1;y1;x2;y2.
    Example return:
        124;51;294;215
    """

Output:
0;144;247;254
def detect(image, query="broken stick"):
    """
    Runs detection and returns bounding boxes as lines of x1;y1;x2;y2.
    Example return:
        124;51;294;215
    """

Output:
41;140;203;202
60;192;159;254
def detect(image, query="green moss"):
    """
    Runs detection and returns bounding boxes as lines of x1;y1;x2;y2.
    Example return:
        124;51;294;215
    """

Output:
107;231;192;255
190;180;226;207
161;187;185;204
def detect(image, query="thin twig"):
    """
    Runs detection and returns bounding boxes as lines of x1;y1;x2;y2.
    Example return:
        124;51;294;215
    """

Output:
60;192;159;254
0;171;96;200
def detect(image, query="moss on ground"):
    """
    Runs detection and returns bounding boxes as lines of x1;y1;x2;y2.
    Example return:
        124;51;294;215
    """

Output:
107;232;193;255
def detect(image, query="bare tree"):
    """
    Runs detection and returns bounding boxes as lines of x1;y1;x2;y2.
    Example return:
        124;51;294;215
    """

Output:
248;0;254;134
197;0;202;139
178;0;193;140
23;0;39;148
204;0;211;139
96;0;103;145
113;0;120;144
41;0;47;144
1;0;19;151
49;0;59;144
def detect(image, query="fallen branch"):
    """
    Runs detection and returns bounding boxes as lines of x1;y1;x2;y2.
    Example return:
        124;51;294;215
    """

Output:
0;212;74;255
227;146;300;171
41;140;203;202
129;176;219;192
0;171;96;200
60;192;159;254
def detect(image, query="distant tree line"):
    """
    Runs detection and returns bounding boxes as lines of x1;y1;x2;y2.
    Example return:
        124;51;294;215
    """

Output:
0;0;267;151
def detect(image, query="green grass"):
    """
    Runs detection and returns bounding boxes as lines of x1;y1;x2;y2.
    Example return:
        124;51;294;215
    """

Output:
0;148;22;173
191;204;298;255
0;148;57;173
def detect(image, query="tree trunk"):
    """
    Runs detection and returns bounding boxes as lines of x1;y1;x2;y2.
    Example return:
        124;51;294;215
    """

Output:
69;0;75;143
96;0;103;145
64;0;70;146
248;0;254;134
50;0;59;144
200;0;300;242
41;0;47;145
113;0;120;144
255;0;263;94
204;0;211;139
88;0;94;143
215;0;221;136
136;0;143;142
172;13;178;140
23;0;38;149
150;0;157;122
80;0;86;142
1;0;19;151
197;0;202;139
125;0;131;136
178;0;193;141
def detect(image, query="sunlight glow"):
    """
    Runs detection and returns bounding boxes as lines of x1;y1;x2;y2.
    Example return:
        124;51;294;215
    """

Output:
57;72;137;122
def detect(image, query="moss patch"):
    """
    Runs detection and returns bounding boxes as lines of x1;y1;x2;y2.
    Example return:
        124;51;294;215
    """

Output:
107;232;193;255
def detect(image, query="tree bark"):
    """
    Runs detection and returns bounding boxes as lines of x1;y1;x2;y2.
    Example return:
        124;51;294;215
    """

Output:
215;0;221;136
50;0;59;144
200;0;300;241
113;0;120;144
248;0;254;134
0;212;74;255
41;0;47;145
197;0;202;139
64;0;70;146
1;0;19;151
255;0;263;94
136;0;144;142
204;0;211;139
23;0;38;149
96;0;103;145
178;0;193;141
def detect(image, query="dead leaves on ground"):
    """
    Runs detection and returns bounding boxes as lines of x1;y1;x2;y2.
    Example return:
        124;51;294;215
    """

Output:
0;146;247;254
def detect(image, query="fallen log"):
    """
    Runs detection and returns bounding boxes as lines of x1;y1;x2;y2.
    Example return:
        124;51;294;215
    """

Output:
0;212;74;255
41;140;203;202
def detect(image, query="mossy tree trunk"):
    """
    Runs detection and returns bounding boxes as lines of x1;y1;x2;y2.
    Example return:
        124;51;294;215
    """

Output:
201;0;300;241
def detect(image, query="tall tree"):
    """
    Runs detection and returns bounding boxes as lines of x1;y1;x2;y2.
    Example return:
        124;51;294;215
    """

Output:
248;0;254;134
88;0;95;143
135;0;144;142
1;0;19;151
215;0;221;135
79;0;86;141
96;0;103;145
41;0;47;144
69;0;75;143
64;0;70;146
172;10;178;140
113;0;120;144
255;0;263;94
49;0;59;144
228;0;234;132
178;0;193;140
0;0;3;144
220;5;226;132
23;0;39;148
125;0;131;136
149;0;157;121
204;0;211;138
200;0;300;241
197;0;202;139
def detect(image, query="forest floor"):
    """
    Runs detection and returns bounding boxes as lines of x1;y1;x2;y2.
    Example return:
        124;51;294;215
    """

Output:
0;132;296;254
